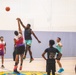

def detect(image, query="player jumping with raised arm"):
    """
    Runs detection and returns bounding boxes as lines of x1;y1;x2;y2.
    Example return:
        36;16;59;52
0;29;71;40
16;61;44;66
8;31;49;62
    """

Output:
17;18;41;63
13;18;25;74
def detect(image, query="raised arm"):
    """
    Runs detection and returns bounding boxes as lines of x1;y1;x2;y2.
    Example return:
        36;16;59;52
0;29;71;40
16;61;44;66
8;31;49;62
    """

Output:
16;18;22;34
31;31;41;43
19;19;26;29
16;18;26;29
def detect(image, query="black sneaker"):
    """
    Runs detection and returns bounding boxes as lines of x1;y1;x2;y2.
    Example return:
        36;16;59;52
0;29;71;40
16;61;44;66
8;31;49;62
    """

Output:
1;65;5;68
14;70;20;74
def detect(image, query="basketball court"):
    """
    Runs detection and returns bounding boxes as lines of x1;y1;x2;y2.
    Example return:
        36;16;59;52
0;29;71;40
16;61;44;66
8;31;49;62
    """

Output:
0;0;76;75
0;57;76;75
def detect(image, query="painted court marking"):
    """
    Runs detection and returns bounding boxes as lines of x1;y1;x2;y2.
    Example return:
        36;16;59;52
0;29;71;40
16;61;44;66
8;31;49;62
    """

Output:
0;71;59;75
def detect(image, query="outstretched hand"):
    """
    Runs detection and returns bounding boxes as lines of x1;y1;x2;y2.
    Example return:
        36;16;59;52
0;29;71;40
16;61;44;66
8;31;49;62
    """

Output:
38;40;41;43
16;18;21;21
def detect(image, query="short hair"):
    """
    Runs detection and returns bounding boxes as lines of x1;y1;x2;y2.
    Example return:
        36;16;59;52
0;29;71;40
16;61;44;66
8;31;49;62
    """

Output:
0;36;3;38
14;31;18;36
49;40;55;46
27;24;31;27
58;37;61;41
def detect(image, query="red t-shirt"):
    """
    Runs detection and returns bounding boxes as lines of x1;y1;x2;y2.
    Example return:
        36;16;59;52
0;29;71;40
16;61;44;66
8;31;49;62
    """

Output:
14;34;24;46
0;41;6;50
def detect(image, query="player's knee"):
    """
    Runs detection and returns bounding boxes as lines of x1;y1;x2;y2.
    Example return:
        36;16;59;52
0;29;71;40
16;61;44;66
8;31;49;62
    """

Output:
27;45;31;49
57;60;59;63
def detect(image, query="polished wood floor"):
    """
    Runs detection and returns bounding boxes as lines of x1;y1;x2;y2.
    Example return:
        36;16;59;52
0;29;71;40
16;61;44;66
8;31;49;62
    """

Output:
0;57;76;75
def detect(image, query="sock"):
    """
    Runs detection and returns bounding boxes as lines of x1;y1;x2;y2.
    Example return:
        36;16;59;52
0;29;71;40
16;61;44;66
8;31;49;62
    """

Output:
14;62;18;70
14;66;17;70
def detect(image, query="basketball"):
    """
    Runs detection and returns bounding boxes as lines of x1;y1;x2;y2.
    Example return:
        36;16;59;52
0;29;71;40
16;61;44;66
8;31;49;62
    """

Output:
5;7;10;11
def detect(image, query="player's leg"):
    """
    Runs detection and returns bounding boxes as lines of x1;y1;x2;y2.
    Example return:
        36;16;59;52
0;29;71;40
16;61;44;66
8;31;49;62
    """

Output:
51;61;55;75
14;54;20;74
56;54;62;67
28;46;33;59
26;40;34;62
19;45;25;70
1;56;4;68
57;60;62;68
27;46;34;62
56;54;64;73
19;54;24;70
52;71;55;75
47;72;50;75
23;45;28;59
1;50;5;68
46;60;51;75
23;40;28;59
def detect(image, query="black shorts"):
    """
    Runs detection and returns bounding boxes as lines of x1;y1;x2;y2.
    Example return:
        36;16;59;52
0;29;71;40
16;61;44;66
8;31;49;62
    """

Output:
16;45;25;55
56;54;62;60
46;59;56;72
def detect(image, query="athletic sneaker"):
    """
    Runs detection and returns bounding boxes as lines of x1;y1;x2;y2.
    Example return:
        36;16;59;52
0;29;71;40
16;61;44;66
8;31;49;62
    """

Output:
30;58;34;63
58;68;64;73
19;66;22;70
1;65;5;68
14;70;20;74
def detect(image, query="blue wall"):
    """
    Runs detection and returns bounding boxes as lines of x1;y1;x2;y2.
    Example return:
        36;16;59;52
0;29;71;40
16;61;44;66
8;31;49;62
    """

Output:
0;30;76;58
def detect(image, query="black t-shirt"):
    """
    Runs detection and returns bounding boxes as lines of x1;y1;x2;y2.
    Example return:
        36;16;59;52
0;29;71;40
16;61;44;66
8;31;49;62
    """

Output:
24;28;32;40
45;47;59;63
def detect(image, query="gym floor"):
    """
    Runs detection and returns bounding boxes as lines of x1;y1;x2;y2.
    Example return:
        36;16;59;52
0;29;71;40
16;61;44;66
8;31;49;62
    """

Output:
0;57;76;75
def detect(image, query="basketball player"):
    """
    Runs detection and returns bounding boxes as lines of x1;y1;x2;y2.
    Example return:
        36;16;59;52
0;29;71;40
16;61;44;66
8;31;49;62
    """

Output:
0;36;6;68
17;18;41;63
56;37;64;73
13;18;25;74
42;40;61;75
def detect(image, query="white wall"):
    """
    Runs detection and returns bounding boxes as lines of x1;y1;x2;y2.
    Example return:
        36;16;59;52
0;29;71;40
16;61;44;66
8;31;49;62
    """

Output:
51;0;76;32
0;0;76;32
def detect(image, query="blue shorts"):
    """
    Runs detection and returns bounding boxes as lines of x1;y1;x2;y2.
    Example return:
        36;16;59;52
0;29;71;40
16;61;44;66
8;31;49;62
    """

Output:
25;40;32;46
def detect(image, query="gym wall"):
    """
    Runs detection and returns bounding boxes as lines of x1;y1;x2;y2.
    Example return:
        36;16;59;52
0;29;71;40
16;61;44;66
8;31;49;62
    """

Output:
0;0;76;58
0;0;76;32
0;30;76;58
